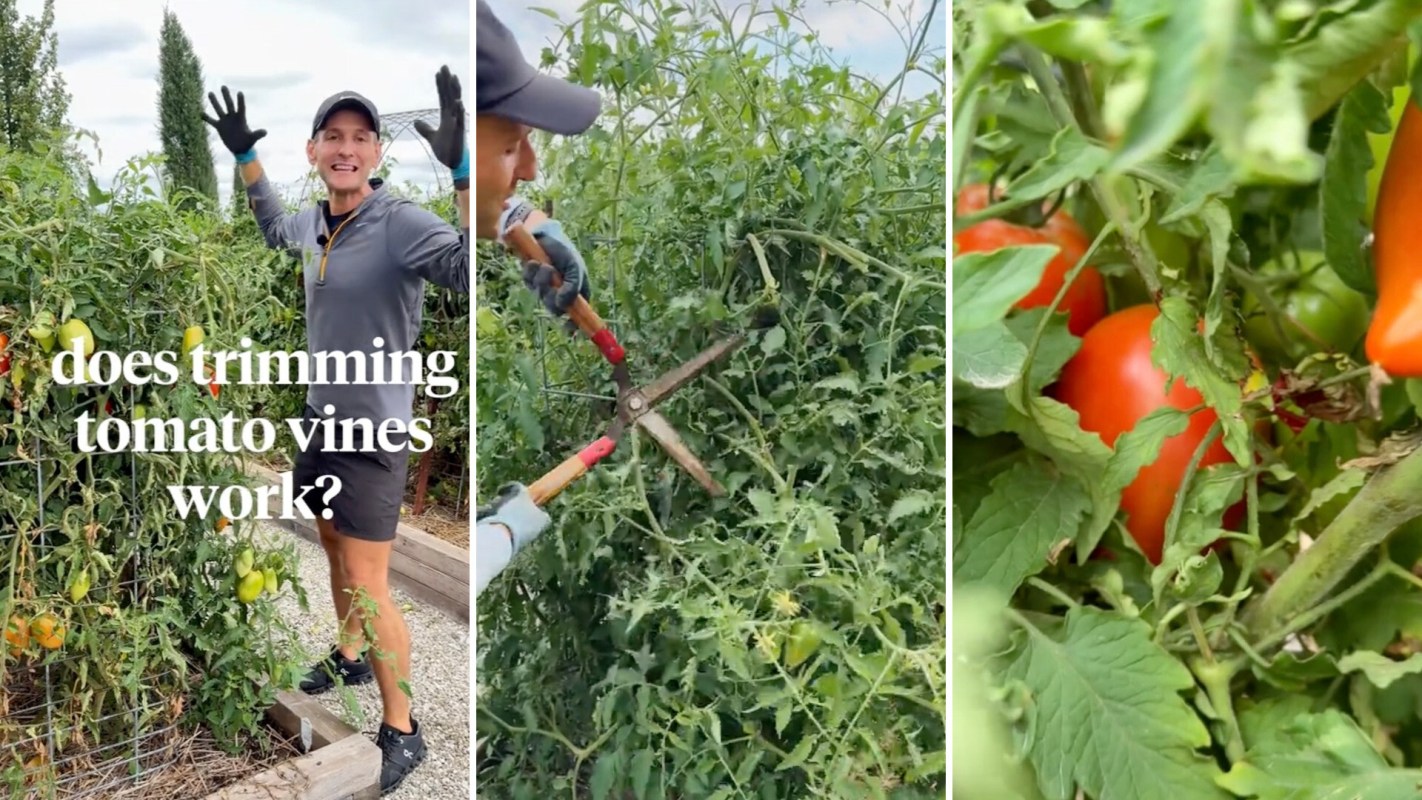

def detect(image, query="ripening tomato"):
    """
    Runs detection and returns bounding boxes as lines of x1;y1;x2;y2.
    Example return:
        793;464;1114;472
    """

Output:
1053;304;1240;564
954;184;1107;336
0;332;9;377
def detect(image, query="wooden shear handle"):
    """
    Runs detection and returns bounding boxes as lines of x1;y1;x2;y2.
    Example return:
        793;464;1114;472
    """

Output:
504;224;625;366
528;436;618;505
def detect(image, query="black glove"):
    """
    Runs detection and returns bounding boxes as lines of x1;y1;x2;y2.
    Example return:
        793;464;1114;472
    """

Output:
521;221;591;324
414;66;469;188
201;87;267;158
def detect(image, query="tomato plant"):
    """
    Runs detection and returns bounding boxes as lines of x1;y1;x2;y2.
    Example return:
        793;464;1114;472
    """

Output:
476;1;945;796
954;3;1422;799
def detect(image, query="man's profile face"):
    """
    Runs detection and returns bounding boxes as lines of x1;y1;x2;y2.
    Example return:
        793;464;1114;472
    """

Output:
474;113;537;239
306;109;381;194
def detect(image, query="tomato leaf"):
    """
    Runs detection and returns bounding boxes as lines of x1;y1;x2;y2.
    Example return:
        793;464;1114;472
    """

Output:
954;457;1093;595
954;308;1080;436
1289;0;1422;122
954;322;1028;389
1218;709;1422;799
1209;46;1323;184
1103;406;1192;493
986;5;1130;65
1337;650;1422;690
1108;0;1225;173
1251;651;1341;693
951;245;1058;335
1155;464;1247;602
1150;296;1252;465
1005;397;1113;481
1320;77;1389;295
1003;606;1231;800
1295;466;1367;522
1005;128;1112;203
590;750;621;800
1160;145;1236;224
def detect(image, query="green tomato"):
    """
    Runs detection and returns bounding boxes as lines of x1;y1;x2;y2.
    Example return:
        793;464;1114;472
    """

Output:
1241;250;1370;366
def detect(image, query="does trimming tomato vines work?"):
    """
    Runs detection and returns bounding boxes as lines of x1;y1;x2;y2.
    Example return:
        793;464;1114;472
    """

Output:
35;333;461;526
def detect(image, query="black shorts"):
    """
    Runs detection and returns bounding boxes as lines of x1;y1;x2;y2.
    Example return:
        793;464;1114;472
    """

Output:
291;406;409;542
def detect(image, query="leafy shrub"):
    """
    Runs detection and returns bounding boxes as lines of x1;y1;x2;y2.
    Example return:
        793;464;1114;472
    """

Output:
475;1;946;797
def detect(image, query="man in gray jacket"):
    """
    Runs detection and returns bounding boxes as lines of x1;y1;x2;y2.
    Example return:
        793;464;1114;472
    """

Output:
202;66;469;795
473;0;602;596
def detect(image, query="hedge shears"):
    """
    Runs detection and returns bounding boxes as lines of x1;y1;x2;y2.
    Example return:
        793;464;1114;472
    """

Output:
501;224;744;506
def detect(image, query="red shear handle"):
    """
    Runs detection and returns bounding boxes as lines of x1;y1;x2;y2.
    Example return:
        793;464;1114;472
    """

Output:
529;437;617;506
504;224;626;365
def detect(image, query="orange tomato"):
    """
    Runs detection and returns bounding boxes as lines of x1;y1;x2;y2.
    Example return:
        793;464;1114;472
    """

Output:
1368;92;1422;375
30;614;65;650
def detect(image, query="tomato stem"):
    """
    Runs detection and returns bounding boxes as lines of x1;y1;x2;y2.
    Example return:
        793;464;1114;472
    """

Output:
1025;577;1079;610
1246;549;1401;654
1191;655;1246;765
1016;48;1164;298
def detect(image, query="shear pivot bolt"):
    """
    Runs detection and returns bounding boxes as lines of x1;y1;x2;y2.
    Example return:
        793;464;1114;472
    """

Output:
629;396;644;410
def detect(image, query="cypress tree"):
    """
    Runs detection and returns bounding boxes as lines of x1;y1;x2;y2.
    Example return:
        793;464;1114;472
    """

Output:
157;9;217;206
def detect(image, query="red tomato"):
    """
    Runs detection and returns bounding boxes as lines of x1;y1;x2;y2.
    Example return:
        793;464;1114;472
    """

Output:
954;184;1107;336
0;332;9;377
1052;304;1240;564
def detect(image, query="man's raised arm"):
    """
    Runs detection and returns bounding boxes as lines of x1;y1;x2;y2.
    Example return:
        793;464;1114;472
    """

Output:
202;86;302;253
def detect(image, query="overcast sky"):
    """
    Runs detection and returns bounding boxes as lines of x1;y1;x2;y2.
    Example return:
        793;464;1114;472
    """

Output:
20;0;470;208
491;0;945;102
21;0;941;209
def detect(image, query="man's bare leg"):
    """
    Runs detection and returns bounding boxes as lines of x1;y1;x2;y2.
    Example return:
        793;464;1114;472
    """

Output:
336;534;412;731
316;517;365;660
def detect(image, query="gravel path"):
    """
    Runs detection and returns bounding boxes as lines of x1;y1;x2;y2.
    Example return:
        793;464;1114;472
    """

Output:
253;520;470;800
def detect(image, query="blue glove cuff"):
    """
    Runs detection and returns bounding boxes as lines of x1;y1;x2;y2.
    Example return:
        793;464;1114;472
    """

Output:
484;485;550;554
234;148;257;164
451;147;470;181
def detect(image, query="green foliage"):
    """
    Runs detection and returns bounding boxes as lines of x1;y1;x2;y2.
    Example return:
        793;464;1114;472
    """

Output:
0;0;70;152
157;9;219;207
0;136;309;791
476;0;945;796
954;1;1422;799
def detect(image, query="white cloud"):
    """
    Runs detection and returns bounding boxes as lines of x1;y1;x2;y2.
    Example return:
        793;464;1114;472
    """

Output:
19;0;471;208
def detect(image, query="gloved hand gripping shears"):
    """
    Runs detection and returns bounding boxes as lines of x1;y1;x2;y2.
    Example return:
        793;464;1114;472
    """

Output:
500;224;746;505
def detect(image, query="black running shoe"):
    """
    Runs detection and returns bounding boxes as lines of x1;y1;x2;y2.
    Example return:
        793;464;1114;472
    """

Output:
298;645;374;694
377;716;427;795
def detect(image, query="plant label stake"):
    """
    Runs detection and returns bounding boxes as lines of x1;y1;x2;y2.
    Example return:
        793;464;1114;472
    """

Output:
501;221;744;505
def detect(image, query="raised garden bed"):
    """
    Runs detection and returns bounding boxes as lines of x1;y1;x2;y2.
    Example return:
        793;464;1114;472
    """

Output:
244;462;471;623
1;668;379;799
205;690;380;800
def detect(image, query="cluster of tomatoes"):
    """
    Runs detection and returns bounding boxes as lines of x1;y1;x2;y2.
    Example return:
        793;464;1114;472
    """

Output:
954;183;1378;566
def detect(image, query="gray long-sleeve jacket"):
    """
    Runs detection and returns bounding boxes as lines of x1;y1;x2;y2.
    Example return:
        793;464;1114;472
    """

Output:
247;174;470;426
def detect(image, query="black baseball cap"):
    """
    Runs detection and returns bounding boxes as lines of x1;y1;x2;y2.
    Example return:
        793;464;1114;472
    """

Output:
477;0;601;135
312;91;381;138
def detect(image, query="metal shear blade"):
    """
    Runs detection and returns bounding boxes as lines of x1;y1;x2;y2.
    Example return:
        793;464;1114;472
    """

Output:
606;332;747;496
